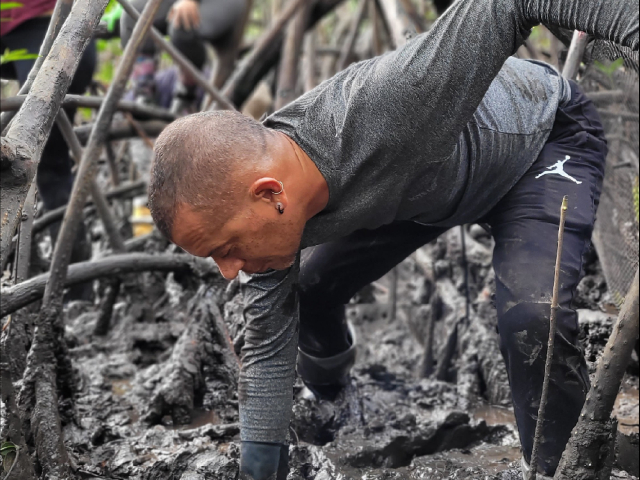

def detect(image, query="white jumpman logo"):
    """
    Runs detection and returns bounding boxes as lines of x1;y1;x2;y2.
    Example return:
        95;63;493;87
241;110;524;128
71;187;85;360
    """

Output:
535;155;582;184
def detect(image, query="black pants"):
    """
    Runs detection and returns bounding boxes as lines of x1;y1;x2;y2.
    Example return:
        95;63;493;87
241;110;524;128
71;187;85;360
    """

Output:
1;16;97;212
298;82;606;476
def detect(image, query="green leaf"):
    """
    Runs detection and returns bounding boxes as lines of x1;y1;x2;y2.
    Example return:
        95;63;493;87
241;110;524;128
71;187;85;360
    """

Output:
0;441;16;457
101;3;123;33
0;2;23;11
594;57;624;76
0;48;39;65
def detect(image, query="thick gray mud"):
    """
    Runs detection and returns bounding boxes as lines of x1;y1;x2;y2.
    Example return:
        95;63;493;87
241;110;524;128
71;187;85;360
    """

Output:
9;226;638;479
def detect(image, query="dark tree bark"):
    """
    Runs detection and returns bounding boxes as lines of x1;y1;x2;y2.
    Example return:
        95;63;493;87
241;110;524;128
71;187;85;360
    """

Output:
1;94;176;122
1;254;217;318
222;0;347;108
555;270;639;480
74;119;168;145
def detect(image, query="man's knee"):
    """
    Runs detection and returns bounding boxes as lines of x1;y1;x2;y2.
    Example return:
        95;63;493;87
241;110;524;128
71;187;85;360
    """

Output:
497;301;581;359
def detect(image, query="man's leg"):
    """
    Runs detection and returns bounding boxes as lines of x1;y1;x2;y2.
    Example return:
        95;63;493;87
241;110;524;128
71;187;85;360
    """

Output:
298;221;446;395
486;82;607;476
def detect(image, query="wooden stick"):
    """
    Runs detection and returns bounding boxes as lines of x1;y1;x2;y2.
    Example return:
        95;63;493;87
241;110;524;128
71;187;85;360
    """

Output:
223;0;347;107
555;269;639;479
224;0;308;106
337;0;369;71
13;182;37;283
562;31;589;80
275;2;310;110
56;111;127;254
17;2;163;477
1;94;176;122
1;254;217;318
74;119;168;145
303;30;318;92
528;195;568;480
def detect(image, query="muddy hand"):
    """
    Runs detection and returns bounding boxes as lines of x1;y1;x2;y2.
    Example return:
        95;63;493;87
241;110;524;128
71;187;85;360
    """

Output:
167;0;200;31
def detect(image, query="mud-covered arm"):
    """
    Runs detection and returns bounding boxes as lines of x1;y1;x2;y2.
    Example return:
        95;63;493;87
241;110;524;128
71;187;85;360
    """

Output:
349;0;638;158
238;257;300;445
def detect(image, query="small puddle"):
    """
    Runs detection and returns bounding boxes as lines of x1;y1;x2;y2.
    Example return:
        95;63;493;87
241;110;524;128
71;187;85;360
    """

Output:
111;379;132;397
169;408;221;430
471;404;516;426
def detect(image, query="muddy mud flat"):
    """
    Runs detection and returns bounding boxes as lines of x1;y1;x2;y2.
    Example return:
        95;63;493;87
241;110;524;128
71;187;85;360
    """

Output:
22;226;639;479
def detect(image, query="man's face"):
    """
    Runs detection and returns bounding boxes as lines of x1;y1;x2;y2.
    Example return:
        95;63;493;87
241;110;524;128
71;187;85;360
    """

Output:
171;203;304;280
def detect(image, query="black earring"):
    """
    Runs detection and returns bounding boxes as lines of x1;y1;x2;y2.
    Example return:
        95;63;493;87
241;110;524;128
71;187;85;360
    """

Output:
276;202;284;214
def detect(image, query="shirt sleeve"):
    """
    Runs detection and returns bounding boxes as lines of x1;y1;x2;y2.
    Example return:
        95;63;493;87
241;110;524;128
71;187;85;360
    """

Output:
238;256;300;444
330;0;637;161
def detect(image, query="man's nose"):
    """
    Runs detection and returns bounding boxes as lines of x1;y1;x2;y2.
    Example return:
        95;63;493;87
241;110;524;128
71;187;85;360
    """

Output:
214;257;245;280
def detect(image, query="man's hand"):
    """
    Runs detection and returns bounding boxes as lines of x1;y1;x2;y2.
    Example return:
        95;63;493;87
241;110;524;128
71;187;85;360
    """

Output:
167;0;200;31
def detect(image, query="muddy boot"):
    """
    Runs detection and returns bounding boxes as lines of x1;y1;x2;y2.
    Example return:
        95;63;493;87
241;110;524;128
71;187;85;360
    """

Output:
297;322;357;401
521;457;553;480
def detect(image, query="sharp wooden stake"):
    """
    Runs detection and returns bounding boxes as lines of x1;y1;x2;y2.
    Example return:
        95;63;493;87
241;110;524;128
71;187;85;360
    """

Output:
528;195;568;480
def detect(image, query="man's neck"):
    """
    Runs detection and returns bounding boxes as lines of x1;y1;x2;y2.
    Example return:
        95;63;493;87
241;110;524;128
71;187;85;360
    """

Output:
274;131;329;221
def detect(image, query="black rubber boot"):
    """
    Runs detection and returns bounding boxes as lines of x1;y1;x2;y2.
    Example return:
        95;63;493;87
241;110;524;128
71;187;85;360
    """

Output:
297;322;357;401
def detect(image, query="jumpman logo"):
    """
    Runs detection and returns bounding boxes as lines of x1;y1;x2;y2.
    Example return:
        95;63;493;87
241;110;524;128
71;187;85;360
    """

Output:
535;155;582;184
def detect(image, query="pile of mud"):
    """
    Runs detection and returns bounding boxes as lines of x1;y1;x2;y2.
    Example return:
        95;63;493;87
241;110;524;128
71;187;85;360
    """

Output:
39;226;640;479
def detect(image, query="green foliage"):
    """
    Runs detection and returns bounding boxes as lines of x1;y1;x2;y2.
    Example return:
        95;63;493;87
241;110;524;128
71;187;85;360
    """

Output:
593;57;624;77
1;441;17;472
0;442;16;458
101;2;123;33
0;2;23;11
95;38;123;84
0;48;38;65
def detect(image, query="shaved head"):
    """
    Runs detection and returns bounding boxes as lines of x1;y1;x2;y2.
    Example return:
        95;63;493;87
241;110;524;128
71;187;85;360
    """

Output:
148;110;274;239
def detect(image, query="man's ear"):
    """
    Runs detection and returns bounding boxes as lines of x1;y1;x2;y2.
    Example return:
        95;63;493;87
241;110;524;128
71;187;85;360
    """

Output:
250;177;287;206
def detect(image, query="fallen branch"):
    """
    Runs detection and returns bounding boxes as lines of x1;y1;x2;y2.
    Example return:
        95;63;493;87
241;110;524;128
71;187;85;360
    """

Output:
17;2;163;477
32;180;145;235
529;196;568;480
222;0;347;107
224;0;307;107
0;94;175;122
555;269;639;479
1;253;217;318
275;2;309;109
336;0;369;71
74;119;168;145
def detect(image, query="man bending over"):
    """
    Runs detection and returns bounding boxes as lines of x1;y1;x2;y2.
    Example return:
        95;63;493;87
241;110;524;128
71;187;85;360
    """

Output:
148;0;638;478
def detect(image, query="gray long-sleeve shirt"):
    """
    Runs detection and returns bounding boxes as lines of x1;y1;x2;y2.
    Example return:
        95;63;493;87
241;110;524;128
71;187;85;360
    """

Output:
239;0;639;444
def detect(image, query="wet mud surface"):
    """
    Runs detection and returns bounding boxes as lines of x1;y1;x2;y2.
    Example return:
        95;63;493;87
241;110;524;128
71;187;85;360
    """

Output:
24;228;640;479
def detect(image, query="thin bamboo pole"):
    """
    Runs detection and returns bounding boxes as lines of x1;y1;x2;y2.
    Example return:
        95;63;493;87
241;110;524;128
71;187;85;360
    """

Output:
528;196;569;480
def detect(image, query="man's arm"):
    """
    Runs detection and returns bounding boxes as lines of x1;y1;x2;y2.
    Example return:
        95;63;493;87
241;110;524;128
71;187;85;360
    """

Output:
337;0;637;161
238;259;300;478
